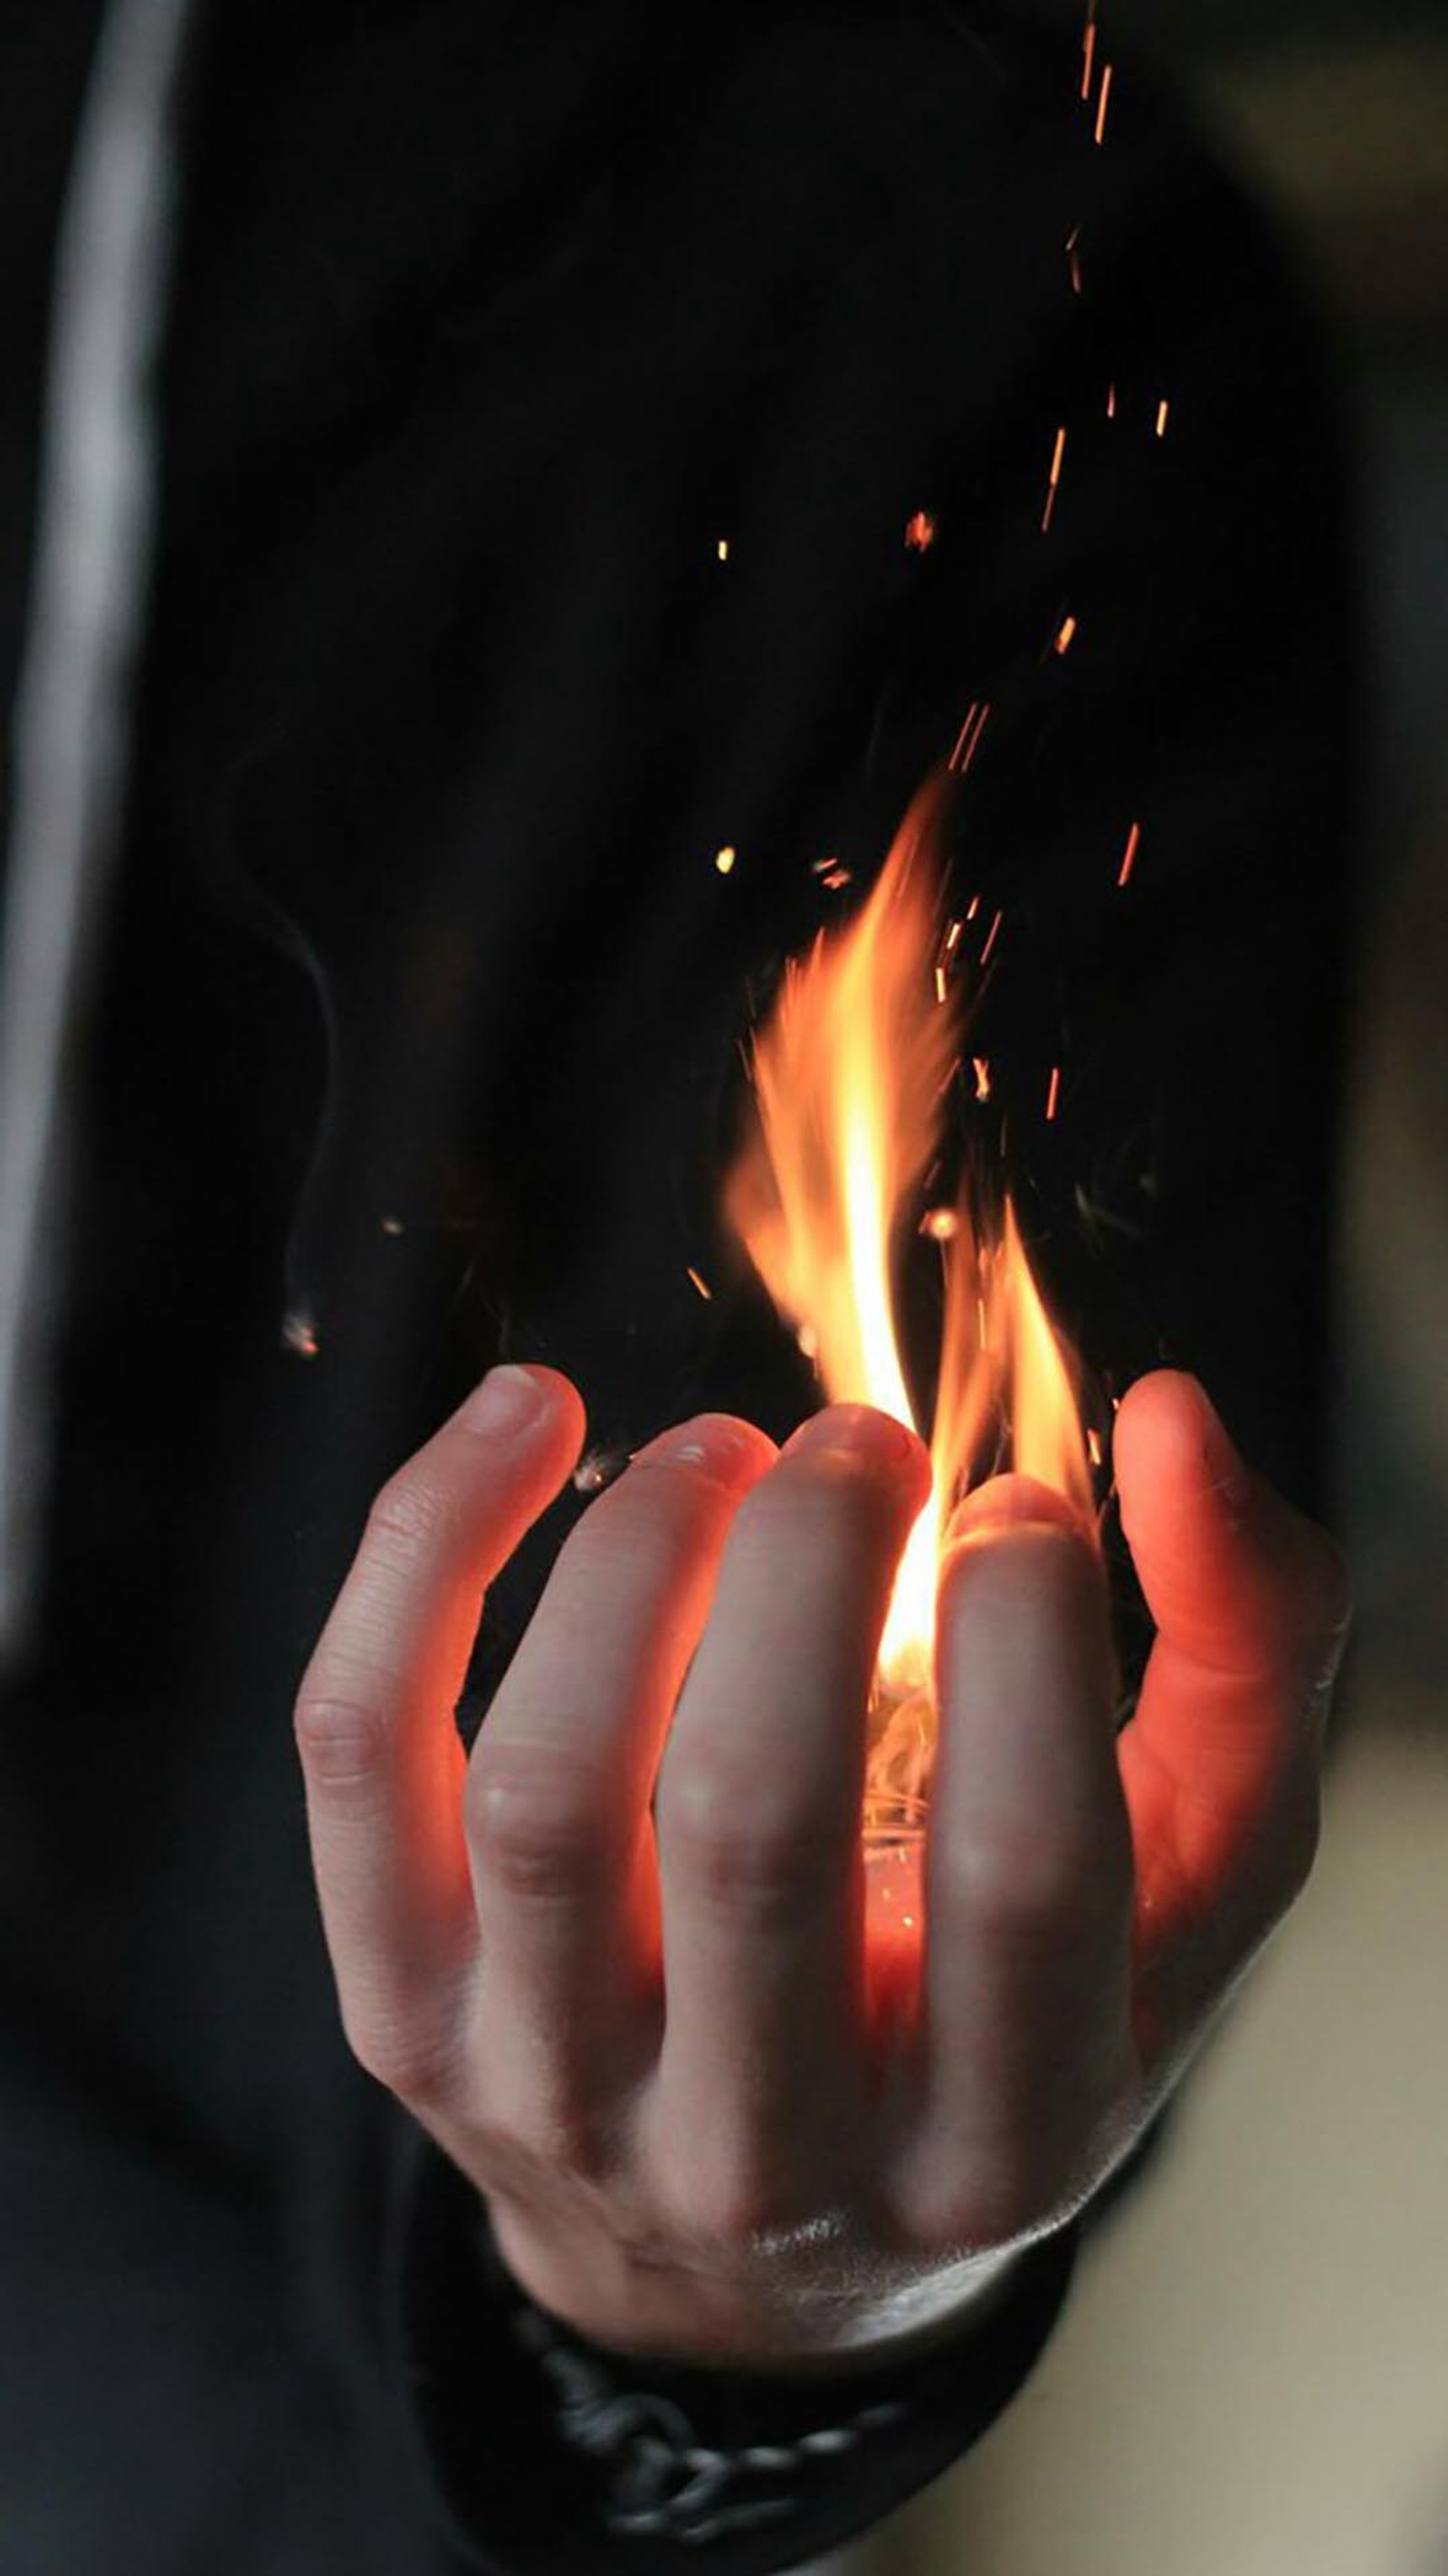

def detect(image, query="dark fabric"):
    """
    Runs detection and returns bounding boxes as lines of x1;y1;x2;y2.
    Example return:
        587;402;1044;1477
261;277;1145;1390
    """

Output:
0;1;1360;2569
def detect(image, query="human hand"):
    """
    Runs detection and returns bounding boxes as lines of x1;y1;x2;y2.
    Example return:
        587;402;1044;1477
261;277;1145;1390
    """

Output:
295;1363;1348;2375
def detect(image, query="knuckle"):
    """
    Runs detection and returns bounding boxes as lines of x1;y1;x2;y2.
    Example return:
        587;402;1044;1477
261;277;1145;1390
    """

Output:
341;2002;460;2109
293;1690;388;1785
658;1770;842;1907
892;2154;1062;2260
367;1470;468;1560
935;1820;1100;1933
465;1746;613;1900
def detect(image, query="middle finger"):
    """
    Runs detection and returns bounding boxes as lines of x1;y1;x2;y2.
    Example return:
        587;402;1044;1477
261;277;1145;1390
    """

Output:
648;1404;931;2233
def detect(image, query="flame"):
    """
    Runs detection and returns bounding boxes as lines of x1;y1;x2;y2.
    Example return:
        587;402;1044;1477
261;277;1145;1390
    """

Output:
724;773;1091;1823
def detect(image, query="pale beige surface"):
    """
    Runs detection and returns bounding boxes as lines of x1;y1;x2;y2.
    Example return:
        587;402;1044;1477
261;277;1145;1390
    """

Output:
862;1703;1448;2576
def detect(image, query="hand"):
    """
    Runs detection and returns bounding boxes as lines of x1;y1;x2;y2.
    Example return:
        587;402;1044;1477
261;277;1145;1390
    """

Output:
294;1363;1349;2375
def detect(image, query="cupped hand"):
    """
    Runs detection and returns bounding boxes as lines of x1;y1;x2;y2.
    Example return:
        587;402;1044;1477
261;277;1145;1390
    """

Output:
294;1363;1348;2374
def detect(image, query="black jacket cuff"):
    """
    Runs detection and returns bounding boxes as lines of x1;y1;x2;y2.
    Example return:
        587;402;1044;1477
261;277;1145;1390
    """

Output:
387;2124;1080;2575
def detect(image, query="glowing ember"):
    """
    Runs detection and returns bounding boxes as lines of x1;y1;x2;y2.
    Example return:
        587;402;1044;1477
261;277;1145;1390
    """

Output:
1042;426;1067;534
948;700;991;776
904;509;938;552
1118;820;1142;888
1054;613;1078;656
715;845;737;876
717;538;730;561
724;773;1091;1962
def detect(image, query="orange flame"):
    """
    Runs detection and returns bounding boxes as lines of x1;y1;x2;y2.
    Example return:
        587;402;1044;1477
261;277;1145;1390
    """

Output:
724;774;1091;1818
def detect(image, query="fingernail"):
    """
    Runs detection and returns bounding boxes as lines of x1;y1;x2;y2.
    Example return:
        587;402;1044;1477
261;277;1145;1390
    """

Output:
631;1413;774;1485
460;1364;548;1434
781;1404;918;1465
947;1472;1089;1545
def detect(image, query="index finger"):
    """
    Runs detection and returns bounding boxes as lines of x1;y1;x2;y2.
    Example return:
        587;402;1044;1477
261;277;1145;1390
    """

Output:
294;1364;586;2098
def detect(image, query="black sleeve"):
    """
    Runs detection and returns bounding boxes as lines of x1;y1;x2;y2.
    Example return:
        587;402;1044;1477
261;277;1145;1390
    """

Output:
386;2121;1080;2576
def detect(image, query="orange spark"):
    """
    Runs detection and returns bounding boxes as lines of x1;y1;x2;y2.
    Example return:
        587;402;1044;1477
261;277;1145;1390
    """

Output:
934;964;948;1004
920;1206;959;1242
948;699;992;775
1042;425;1068;533
1067;224;1084;294
1087;1425;1104;1468
1081;19;1097;100
687;1266;714;1302
1107;382;1118;419
905;509;938;552
1094;61;1113;145
1054;613;1078;656
965;892;981;922
972;1055;992;1102
1156;398;1171;439
945;917;963;955
1118;820;1142;888
980;908;1004;965
1045;1064;1062;1122
822;867;853;890
717;537;730;562
715;845;737;875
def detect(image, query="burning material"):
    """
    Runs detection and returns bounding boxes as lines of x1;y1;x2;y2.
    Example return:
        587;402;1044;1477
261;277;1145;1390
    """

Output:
724;774;1091;1962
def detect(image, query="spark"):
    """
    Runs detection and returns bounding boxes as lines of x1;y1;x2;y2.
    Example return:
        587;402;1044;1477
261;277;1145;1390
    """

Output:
949;699;992;776
920;1206;959;1241
980;908;1004;966
1088;1426;1104;1468
1046;1064;1062;1121
380;1217;404;1237
905;509;938;552
1094;62;1114;146
717;537;730;562
1081;18;1097;101
282;1309;319;1358
944;918;963;957
687;1266;714;1301
1066;224;1083;295
972;1055;992;1102
1042;425;1068;533
821;867;853;889
1118;820;1142;888
1107;382;1118;420
715;845;737;875
934;964;948;1004
977;1294;988;1348
1156;398;1171;439
965;892;982;922
574;1448;624;1495
1054;613;1078;656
